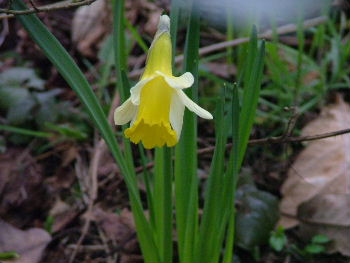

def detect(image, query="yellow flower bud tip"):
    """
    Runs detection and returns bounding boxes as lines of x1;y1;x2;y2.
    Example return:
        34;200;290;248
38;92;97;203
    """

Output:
114;15;213;149
158;15;170;33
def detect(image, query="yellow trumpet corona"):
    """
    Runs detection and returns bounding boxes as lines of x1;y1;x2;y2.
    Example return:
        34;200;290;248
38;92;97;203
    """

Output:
114;15;213;149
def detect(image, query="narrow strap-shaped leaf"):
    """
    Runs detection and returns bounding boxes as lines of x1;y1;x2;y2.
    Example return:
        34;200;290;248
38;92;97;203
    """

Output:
175;1;200;261
0;124;52;138
112;0;134;172
154;147;173;262
222;84;240;263
170;0;180;63
238;34;265;166
138;144;155;228
195;89;227;263
11;1;159;261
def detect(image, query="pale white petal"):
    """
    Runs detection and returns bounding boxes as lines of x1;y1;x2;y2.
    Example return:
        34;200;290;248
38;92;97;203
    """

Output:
176;89;213;119
156;71;194;89
130;77;154;105
130;108;139;127
114;98;138;125
158;15;170;33
170;93;185;139
153;15;170;40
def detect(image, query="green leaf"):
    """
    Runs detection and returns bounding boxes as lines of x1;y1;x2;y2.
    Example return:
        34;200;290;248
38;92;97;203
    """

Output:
12;1;158;262
44;215;54;234
0;86;31;110
153;147;173;262
112;0;134;173
0;67;45;90
34;89;62;126
45;123;88;140
269;227;287;252
196;90;227;263
7;96;36;124
311;234;330;244
222;84;240;263
0;251;20;260
0;136;6;153
238;27;265;166
124;18;149;53
235;184;279;251
98;35;115;63
304;244;326;254
175;1;200;262
0;124;52;138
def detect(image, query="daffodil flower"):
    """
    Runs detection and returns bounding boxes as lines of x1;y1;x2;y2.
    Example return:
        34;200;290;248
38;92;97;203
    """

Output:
114;15;213;149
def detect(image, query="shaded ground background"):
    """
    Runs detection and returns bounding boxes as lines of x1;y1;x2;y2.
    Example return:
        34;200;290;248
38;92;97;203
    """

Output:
0;0;349;262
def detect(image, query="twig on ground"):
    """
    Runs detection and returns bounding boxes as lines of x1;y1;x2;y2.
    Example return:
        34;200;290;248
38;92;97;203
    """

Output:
97;226;117;263
283;107;300;138
0;0;98;19
128;15;328;79
136;128;350;173
69;150;99;263
197;128;350;155
68;244;106;251
283;255;291;263
195;16;328;58
28;0;39;12
68;91;120;263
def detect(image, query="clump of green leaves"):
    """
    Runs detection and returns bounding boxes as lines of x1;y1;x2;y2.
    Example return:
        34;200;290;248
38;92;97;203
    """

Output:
236;184;279;251
303;234;331;255
0;67;47;125
0;251;20;260
269;226;288;252
269;226;330;259
0;66;90;144
44;215;54;234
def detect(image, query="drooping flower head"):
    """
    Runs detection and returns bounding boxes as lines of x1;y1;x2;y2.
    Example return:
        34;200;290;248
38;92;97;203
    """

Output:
114;15;213;149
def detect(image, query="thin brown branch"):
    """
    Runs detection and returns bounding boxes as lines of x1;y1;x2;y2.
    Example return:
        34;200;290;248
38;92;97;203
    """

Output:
194;16;328;59
136;128;350;173
0;0;97;19
283;107;300;138
197;128;350;155
266;128;350;143
128;15;328;79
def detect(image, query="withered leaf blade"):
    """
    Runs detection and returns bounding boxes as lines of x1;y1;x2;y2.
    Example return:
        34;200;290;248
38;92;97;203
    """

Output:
71;0;110;58
298;194;350;256
0;220;52;263
278;94;350;256
279;94;350;228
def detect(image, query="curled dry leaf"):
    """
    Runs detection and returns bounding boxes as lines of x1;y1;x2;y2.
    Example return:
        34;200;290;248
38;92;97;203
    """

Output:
0;148;47;227
279;94;350;255
89;208;138;252
88;207;141;262
0;220;51;263
137;0;163;35
48;198;79;233
298;194;350;256
204;62;237;78
71;0;111;57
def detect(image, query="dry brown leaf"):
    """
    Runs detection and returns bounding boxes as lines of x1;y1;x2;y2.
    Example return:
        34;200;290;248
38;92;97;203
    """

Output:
144;8;163;36
279;95;350;227
87;207;140;260
0;220;51;263
139;0;163;35
204;62;237;78
71;0;111;57
89;208;135;242
278;94;350;255
0;148;47;227
298;194;350;256
48;198;79;233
